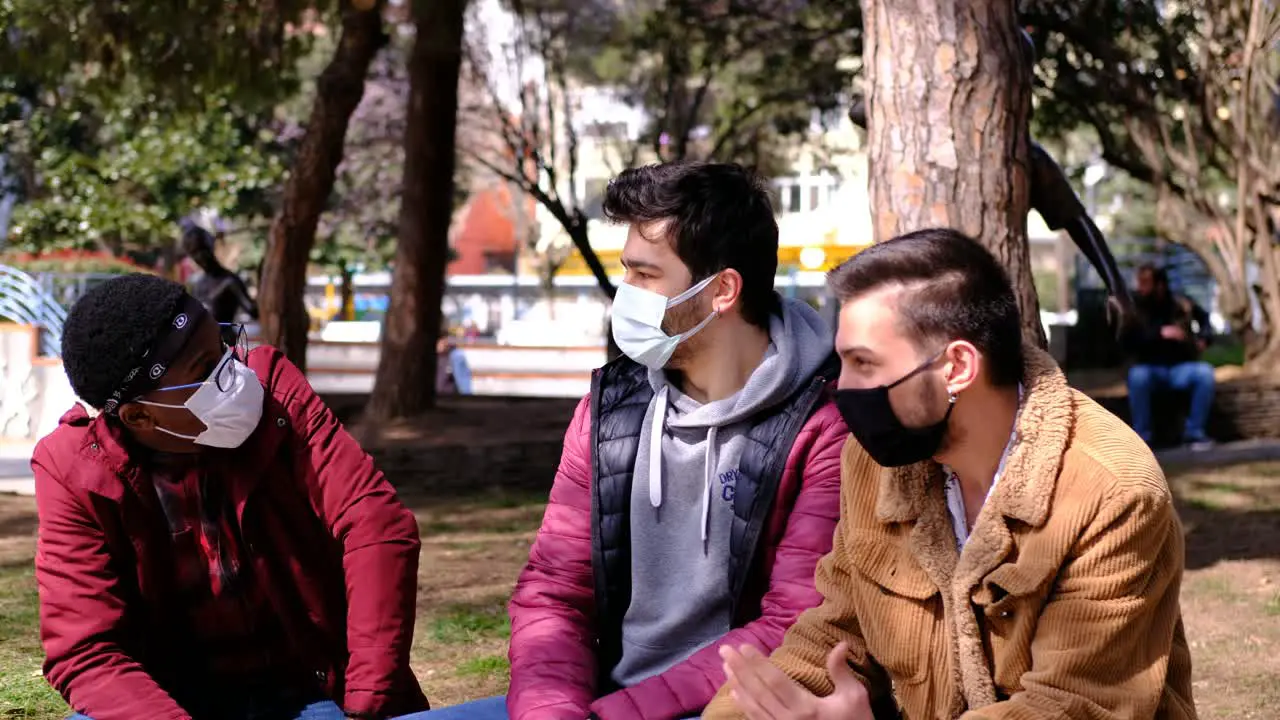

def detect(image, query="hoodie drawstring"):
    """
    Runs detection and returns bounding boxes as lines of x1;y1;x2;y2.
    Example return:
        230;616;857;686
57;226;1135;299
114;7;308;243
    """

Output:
648;386;668;509
649;384;720;545
701;426;718;543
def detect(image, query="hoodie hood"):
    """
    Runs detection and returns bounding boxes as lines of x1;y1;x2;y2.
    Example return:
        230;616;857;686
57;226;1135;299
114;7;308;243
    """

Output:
647;296;834;428
641;296;833;517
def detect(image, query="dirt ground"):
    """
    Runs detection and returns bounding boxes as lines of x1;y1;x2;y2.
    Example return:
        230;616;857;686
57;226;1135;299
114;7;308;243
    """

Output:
1;461;1278;719
334;395;581;449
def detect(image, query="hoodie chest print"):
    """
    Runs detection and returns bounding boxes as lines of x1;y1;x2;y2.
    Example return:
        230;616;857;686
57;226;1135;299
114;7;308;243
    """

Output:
719;469;743;502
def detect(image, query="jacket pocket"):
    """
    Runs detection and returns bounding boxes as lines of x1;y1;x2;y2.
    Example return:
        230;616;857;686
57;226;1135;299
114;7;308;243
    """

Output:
972;560;1058;694
847;532;941;686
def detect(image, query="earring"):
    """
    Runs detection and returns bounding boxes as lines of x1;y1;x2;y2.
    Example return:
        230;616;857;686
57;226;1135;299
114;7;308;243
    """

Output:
948;393;957;404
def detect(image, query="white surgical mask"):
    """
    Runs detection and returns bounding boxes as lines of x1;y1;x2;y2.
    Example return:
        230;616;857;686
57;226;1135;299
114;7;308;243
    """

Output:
139;349;265;448
611;274;719;369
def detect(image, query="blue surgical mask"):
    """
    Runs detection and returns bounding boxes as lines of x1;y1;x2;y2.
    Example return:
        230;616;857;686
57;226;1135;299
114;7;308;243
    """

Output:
610;274;719;369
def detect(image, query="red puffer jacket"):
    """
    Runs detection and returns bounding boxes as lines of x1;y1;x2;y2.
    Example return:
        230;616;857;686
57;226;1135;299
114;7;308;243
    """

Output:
33;346;428;720
507;394;847;720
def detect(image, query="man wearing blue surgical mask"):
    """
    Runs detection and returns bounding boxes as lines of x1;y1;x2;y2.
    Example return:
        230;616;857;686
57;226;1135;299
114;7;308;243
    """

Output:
33;274;428;720
452;162;846;720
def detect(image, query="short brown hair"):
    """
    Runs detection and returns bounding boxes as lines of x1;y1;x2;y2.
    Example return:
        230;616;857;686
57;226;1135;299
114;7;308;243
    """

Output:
827;228;1024;386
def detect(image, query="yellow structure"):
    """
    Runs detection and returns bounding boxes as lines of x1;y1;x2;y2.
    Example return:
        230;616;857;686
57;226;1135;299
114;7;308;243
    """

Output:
555;237;869;277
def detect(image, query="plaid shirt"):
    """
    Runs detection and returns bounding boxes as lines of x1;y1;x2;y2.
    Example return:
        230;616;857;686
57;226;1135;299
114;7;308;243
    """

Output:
151;460;296;682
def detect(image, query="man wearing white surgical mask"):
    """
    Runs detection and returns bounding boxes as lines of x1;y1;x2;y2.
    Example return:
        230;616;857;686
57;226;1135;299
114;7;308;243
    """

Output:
34;274;428;720
488;162;847;720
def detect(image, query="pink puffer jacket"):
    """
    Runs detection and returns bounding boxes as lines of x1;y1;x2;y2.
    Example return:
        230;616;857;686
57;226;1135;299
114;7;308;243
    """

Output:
507;394;847;720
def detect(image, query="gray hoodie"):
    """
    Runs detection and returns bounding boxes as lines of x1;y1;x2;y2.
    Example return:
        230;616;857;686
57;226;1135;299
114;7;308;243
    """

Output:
610;297;834;687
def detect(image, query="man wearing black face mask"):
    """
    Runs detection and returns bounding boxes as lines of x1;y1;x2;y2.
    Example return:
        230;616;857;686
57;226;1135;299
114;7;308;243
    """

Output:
33;274;429;720
708;229;1196;720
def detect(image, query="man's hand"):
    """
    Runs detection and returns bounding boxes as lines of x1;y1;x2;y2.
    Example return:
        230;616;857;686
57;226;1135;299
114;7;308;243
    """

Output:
719;642;872;720
1160;324;1188;341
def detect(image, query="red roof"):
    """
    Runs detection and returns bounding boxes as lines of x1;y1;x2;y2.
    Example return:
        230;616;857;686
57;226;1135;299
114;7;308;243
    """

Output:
448;183;535;276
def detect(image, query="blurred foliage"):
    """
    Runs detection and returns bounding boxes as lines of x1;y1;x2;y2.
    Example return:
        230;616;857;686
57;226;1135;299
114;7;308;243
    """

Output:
1022;0;1268;226
1;77;287;255
0;0;330;112
2;1;460;281
0;0;328;257
593;0;862;168
503;0;862;173
1022;0;1280;363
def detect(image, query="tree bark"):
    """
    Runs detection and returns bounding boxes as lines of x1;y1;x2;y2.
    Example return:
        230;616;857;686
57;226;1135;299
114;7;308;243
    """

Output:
862;0;1045;348
258;0;385;371
366;0;467;421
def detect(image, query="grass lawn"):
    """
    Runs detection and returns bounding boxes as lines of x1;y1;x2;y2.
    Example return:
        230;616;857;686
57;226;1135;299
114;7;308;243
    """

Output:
2;463;1279;719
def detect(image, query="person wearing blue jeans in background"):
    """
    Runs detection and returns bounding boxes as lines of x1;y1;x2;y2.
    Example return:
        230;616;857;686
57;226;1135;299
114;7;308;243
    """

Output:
437;328;473;396
1125;264;1216;450
411;698;700;720
70;699;351;720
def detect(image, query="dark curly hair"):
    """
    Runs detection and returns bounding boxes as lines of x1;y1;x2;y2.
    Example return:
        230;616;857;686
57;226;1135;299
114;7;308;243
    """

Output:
602;161;780;328
61;274;189;409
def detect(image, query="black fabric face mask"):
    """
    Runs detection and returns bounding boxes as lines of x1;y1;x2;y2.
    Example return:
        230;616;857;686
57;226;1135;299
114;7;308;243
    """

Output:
835;351;954;468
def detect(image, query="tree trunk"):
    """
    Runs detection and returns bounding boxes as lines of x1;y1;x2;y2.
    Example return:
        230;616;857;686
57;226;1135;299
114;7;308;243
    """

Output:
862;0;1045;348
258;0;385;371
1246;210;1280;370
564;210;616;300
562;209;623;358
366;0;466;421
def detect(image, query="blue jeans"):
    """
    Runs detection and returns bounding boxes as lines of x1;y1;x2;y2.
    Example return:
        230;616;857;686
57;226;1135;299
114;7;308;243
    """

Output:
396;696;506;720
70;700;347;720
396;696;697;720
1127;361;1215;444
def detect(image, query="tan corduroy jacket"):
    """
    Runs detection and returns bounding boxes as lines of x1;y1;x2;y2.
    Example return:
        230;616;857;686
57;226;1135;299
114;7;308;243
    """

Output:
704;349;1196;720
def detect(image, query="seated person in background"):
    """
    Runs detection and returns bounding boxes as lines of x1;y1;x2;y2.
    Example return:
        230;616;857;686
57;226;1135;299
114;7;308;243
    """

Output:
1125;264;1216;450
430;162;848;720
34;275;428;720
436;326;473;396
707;229;1196;720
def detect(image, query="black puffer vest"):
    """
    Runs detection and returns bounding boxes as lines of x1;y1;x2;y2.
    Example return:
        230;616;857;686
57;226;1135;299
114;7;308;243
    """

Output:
588;353;840;688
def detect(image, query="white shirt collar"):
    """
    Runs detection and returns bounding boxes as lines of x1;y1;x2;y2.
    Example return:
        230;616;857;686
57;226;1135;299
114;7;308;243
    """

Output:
942;383;1025;550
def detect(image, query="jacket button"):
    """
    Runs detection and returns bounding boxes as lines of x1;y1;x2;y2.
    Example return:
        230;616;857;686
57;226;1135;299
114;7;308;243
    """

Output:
315;670;326;682
277;417;287;427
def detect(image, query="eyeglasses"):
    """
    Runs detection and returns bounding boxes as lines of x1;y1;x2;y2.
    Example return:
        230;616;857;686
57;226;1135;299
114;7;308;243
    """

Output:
210;323;250;392
219;322;249;360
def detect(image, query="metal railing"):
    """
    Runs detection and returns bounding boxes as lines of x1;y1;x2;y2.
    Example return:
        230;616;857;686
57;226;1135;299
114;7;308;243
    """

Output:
0;264;68;356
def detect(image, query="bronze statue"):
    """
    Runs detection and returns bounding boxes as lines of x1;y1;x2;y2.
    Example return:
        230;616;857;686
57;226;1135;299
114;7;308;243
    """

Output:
181;224;259;325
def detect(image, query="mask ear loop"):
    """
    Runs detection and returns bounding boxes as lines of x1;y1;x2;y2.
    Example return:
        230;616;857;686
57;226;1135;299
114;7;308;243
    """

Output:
665;272;720;308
